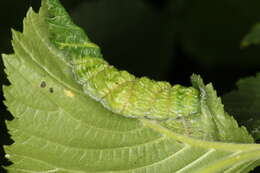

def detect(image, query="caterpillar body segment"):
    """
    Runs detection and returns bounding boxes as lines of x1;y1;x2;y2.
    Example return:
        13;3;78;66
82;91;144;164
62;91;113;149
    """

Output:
72;57;201;120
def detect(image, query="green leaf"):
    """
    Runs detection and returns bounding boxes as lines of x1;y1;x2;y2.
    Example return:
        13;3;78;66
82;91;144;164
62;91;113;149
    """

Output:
242;23;260;47
2;0;260;172
223;73;260;141
192;74;254;143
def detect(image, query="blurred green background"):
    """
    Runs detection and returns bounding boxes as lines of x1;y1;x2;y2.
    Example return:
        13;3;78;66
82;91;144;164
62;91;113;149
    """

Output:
1;0;260;172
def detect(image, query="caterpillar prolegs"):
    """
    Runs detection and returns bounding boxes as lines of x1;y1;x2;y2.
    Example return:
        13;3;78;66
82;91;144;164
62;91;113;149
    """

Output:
43;0;201;120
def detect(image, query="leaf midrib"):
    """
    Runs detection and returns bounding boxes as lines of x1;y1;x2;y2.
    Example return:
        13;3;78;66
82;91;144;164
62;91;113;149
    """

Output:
141;119;260;152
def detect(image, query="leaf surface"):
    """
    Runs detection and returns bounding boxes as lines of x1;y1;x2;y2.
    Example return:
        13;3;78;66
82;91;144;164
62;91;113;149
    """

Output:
2;0;260;172
223;74;260;141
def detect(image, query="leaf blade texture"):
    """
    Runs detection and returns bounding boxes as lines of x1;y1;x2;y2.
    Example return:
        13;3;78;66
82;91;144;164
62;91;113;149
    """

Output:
2;0;260;172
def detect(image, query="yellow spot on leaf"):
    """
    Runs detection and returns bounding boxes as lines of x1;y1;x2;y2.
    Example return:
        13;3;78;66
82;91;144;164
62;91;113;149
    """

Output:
64;89;75;98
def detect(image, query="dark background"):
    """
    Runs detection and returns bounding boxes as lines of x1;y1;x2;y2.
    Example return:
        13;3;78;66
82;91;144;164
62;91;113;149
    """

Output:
1;0;260;172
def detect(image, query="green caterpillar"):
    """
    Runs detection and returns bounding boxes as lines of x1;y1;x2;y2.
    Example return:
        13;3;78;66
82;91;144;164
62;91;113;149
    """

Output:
72;57;200;120
42;0;201;120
